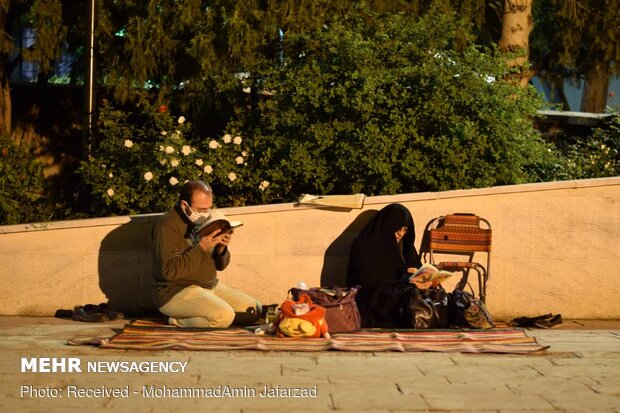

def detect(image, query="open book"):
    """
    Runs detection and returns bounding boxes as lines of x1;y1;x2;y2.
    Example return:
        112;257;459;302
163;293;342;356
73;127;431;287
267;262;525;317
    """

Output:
196;210;243;237
409;263;453;284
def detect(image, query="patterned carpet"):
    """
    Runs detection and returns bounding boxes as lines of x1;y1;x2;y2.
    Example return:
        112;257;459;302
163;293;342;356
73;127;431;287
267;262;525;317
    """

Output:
69;320;548;354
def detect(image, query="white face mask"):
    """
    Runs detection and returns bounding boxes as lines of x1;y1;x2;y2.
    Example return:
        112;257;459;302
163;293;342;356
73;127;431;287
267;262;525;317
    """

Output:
184;204;211;225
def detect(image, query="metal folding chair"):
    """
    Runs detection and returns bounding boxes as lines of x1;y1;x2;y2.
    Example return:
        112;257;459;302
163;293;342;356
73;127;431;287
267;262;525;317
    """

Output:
426;213;492;302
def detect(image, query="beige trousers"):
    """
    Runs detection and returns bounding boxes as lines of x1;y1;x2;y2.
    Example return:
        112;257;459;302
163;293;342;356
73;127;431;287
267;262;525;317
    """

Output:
159;283;260;328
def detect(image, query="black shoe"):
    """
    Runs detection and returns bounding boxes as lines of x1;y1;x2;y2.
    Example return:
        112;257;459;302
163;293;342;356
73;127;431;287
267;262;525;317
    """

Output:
54;309;74;318
96;303;124;320
512;313;553;327
534;314;563;328
72;305;106;322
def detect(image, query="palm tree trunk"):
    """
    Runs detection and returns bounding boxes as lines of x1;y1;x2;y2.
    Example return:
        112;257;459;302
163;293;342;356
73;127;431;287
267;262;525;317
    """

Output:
0;9;11;136
0;68;11;137
498;0;534;87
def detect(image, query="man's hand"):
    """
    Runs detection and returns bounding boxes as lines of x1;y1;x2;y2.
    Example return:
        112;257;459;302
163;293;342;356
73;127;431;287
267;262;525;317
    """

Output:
198;229;228;252
216;230;233;254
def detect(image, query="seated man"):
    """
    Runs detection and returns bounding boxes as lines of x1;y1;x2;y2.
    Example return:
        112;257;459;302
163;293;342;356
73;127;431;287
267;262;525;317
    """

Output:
152;179;261;327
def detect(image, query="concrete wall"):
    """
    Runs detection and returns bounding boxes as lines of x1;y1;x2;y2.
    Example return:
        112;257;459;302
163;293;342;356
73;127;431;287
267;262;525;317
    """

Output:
1;177;619;320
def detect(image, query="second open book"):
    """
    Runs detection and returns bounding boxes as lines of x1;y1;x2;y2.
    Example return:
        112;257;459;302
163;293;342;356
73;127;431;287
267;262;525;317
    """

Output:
408;263;453;284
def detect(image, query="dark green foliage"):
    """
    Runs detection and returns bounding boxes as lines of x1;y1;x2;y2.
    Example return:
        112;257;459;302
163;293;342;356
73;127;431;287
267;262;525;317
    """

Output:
6;1;612;223
0;135;53;224
229;9;560;200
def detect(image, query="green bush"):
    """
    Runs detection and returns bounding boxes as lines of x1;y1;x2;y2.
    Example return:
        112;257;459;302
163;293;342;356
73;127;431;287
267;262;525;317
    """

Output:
79;8;570;217
0;136;53;225
228;9;562;199
79;103;272;216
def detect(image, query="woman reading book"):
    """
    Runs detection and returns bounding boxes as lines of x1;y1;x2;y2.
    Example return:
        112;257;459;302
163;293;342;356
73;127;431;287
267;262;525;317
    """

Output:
346;203;424;326
152;180;261;328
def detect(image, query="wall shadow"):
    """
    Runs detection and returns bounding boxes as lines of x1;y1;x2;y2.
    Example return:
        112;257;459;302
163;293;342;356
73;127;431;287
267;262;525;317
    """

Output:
98;216;159;317
418;216;443;262
320;209;379;287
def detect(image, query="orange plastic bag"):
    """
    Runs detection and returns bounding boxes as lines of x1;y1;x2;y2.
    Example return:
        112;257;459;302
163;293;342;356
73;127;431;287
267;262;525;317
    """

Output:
275;294;330;338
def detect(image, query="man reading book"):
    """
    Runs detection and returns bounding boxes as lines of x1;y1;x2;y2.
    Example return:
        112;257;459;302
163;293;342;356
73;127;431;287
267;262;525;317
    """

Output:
152;179;261;328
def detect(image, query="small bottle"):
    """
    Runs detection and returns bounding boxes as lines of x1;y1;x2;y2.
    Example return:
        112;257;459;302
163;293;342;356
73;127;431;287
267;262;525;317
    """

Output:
266;307;277;324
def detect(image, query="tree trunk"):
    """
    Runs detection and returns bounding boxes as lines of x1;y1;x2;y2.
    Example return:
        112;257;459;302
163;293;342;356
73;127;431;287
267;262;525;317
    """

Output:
498;0;534;87
541;75;570;111
0;9;11;136
580;63;610;113
0;64;11;137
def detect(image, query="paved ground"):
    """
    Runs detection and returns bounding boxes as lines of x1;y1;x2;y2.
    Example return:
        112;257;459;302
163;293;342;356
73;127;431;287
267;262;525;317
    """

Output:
0;317;619;413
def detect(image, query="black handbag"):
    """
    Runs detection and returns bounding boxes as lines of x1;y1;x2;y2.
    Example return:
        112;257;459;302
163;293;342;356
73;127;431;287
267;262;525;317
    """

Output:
365;284;450;329
408;286;450;329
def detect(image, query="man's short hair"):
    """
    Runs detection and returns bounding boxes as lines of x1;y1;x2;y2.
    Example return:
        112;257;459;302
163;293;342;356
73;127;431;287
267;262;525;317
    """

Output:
179;180;212;205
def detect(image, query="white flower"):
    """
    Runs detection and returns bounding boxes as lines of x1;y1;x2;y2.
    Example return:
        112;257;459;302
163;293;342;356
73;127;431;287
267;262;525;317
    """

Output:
209;140;219;149
204;165;213;174
106;188;114;197
161;131;167;136
169;176;179;186
170;159;179;167
223;134;232;144
160;159;166;165
259;180;270;191
195;159;204;166
233;136;242;145
181;145;191;156
159;145;164;151
124;139;134;148
227;172;237;181
144;171;153;181
101;164;106;169
235;156;244;165
241;151;248;157
165;145;175;154
108;172;113;178
178;116;186;124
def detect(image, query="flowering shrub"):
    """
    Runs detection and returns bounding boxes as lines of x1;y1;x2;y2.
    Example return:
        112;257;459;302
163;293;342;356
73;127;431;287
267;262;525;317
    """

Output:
79;103;271;216
563;115;620;179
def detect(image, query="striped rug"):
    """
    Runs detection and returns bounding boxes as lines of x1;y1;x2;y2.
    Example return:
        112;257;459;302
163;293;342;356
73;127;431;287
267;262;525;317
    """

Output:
69;320;547;354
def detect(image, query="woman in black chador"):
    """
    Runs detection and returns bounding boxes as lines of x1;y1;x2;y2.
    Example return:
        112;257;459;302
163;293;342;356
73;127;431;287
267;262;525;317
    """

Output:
346;203;422;326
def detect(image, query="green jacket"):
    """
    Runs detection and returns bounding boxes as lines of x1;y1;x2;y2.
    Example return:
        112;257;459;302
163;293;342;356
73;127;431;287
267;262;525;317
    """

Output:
152;205;230;307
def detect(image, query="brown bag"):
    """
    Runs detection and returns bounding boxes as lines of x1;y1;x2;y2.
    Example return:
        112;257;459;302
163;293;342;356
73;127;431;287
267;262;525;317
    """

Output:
290;287;361;333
